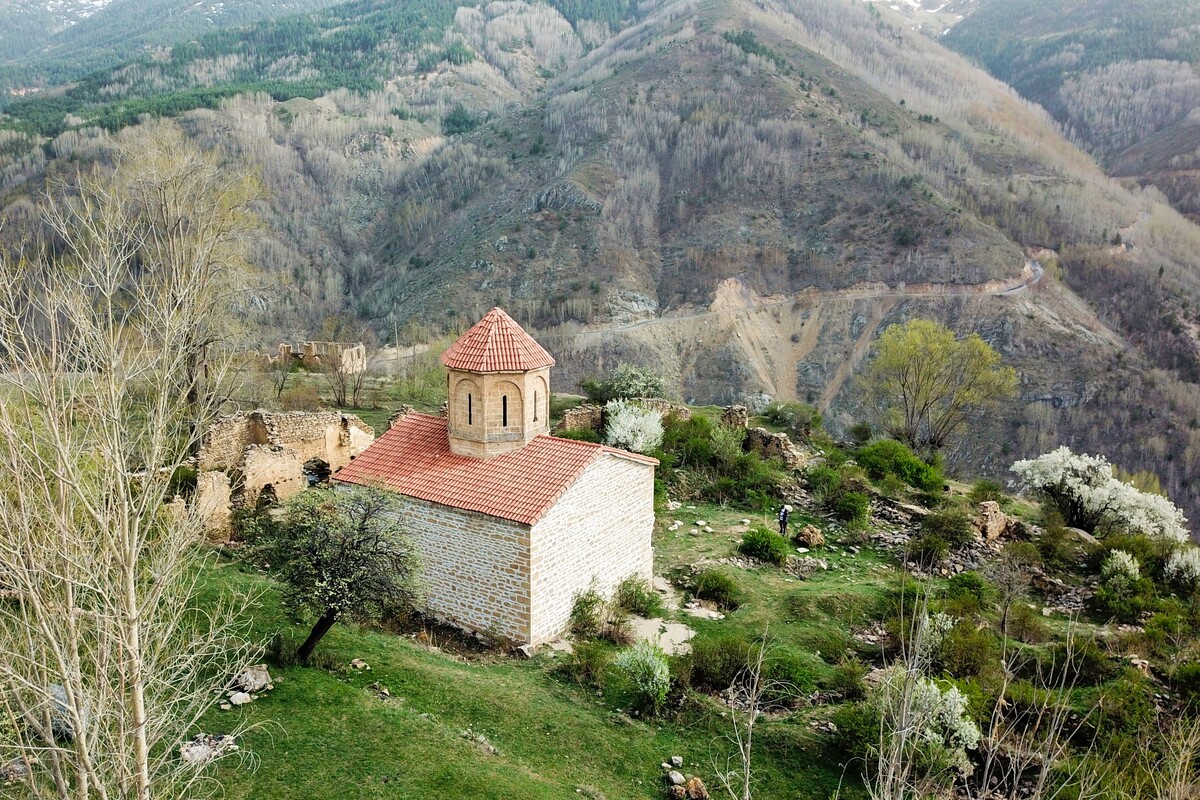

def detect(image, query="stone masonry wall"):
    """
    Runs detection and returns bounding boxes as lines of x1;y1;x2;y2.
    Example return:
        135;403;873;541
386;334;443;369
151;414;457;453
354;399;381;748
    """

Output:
398;497;532;643
528;454;655;645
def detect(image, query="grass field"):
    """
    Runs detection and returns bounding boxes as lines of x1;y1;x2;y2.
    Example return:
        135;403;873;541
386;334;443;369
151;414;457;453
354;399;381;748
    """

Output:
203;498;901;799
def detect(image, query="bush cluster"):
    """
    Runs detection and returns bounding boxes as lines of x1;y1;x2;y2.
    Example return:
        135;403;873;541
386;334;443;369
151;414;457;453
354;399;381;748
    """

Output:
614;576;664;617
807;463;871;525
580;363;667;404
738;527;791;566
855;439;943;493
659;416;787;509
608;641;670;715
762;401;822;439
694;569;741;609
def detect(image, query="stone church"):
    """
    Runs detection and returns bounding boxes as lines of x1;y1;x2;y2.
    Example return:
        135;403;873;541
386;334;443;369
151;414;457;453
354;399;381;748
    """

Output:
335;307;657;646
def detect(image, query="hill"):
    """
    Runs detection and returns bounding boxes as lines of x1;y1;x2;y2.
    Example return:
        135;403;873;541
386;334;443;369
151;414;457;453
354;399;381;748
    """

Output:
943;0;1200;221
3;0;1200;526
0;0;351;98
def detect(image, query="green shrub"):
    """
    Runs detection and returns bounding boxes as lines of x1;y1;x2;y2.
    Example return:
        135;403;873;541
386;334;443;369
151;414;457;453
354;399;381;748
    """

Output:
921;506;975;548
615;576;663;617
580;364;667;403
907;532;949;567
763;647;823;706
849;421;874;446
659;415;787;509
947;572;991;606
855;439;942;492
694;569;741;609
1006;604;1049;644
562;639;612;687
762;401;822;439
936;623;999;679
608;641;670;715
967;479;1006;505
1173;662;1200;704
1035;520;1077;571
556;427;601;443
828;657;868;700
738;527;791;566
686;631;752;690
831;701;881;762
570;590;604;639
832;491;871;525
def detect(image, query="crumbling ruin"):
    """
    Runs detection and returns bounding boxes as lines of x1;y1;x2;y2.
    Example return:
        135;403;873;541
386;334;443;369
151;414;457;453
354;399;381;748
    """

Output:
556;399;691;434
195;410;375;534
276;341;367;374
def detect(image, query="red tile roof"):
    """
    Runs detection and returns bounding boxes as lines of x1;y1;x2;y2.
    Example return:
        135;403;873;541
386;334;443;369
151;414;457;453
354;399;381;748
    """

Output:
440;307;555;373
333;413;656;525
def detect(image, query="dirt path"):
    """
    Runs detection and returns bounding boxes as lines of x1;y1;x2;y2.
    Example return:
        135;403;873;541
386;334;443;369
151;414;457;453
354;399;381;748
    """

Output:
537;261;1043;344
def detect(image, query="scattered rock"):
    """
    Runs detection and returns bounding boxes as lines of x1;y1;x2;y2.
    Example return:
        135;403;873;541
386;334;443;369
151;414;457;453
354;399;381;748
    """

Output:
228;692;253;706
810;719;838;735
695;520;708;527
349;658;370;670
668;787;687;800
682;601;725;621
684;776;709;799
670;755;684;768
2;758;32;783
460;729;498;756
368;681;391;700
516;644;536;659
180;734;238;766
794;524;826;549
233;664;273;694
666;770;685;786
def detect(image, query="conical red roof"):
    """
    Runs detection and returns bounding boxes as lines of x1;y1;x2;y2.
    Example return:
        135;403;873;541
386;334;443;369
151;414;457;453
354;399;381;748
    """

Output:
440;307;555;373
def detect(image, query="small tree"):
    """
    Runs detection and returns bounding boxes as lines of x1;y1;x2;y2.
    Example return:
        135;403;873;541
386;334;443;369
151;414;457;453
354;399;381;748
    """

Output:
248;487;420;661
580;363;668;403
863;319;1017;454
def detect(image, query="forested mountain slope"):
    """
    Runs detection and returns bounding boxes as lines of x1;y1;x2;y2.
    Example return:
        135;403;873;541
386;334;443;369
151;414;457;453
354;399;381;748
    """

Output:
3;0;1200;523
944;0;1200;221
0;0;351;96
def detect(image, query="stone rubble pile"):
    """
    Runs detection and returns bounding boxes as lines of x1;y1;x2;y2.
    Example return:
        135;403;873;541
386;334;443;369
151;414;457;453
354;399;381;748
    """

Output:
220;664;274;710
660;756;709;799
180;733;238;766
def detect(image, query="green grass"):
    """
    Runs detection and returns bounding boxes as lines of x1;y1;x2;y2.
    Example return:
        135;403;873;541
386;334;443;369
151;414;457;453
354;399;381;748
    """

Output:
201;557;860;799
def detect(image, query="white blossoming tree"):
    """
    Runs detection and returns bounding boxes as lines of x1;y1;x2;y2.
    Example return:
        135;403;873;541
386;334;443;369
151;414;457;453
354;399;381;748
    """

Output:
1012;447;1189;541
1165;549;1200;593
604;400;664;454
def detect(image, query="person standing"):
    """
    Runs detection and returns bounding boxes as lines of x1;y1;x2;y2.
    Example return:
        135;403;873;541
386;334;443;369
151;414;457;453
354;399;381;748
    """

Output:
778;504;792;537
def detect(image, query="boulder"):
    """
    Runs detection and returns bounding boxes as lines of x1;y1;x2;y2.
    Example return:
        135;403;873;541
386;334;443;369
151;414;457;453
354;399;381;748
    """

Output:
228;692;253;706
670;755;684;768
180;733;238;766
234;664;273;694
668;787;687;800
684;776;710;799
974;502;1021;542
794;524;825;549
666;770;685;786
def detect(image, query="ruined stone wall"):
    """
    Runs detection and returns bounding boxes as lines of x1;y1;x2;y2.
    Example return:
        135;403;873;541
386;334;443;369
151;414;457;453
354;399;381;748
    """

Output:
195;410;376;535
746;427;808;471
558;403;603;433
528;454;655;645
397;497;532;643
241;445;306;503
555;398;689;436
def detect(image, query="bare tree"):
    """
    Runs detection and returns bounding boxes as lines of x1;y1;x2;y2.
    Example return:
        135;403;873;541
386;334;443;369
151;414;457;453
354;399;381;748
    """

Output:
714;633;771;800
0;122;260;800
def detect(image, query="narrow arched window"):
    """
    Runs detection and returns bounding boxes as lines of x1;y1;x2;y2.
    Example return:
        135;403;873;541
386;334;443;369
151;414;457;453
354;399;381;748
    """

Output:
468;393;473;425
533;391;539;421
502;395;509;427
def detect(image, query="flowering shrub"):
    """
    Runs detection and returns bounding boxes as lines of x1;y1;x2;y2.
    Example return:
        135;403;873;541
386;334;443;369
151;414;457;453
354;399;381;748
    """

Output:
610;641;670;714
1165;549;1200;592
603;400;664;454
1012;447;1188;541
835;665;980;782
1101;550;1141;584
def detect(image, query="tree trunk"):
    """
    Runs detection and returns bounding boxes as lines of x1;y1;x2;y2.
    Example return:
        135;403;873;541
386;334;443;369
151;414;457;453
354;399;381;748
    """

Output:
297;611;338;662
